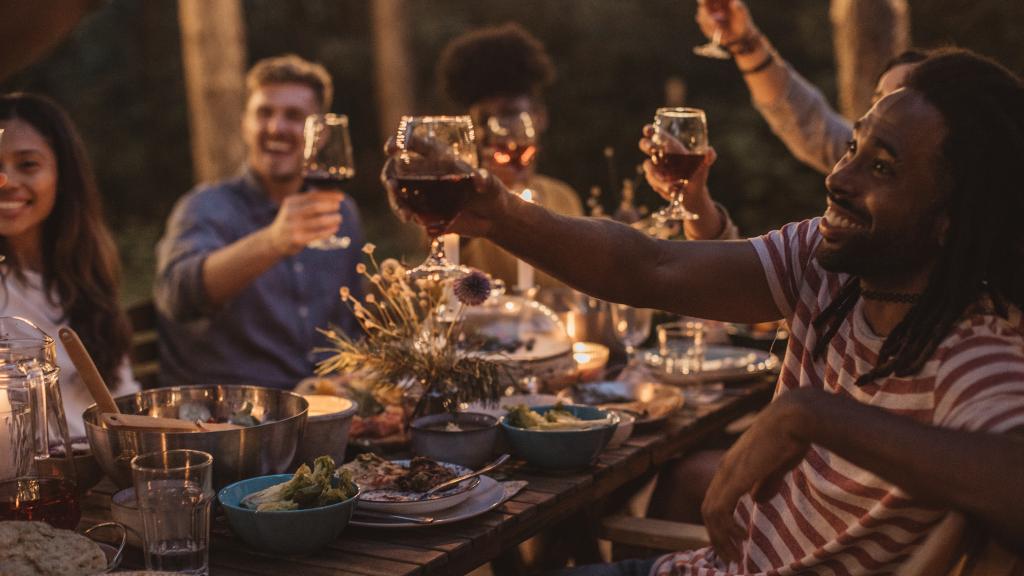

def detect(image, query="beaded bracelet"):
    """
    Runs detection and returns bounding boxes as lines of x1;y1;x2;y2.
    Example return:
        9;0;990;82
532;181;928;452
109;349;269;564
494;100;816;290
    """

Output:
739;52;775;75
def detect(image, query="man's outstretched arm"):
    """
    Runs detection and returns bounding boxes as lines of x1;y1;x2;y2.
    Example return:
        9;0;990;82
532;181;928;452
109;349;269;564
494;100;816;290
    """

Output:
455;172;780;324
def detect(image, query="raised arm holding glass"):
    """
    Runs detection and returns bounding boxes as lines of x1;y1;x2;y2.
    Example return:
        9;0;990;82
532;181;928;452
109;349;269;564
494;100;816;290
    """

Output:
387;50;1024;574
155;55;365;389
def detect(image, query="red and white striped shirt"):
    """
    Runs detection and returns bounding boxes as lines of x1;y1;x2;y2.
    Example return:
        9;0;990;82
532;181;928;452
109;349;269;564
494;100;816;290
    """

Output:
653;219;1024;576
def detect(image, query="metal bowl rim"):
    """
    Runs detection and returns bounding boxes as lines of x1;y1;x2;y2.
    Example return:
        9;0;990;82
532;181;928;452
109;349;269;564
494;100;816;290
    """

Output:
82;384;309;435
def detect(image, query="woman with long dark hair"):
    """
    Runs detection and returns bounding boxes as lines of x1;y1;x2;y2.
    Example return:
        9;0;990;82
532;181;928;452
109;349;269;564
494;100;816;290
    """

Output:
0;93;135;437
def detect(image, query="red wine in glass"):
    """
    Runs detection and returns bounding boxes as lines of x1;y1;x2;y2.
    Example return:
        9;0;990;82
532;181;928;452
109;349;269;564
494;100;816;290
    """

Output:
393;174;475;237
303;173;353;191
652;150;706;182
0;477;81;530
485;142;537;169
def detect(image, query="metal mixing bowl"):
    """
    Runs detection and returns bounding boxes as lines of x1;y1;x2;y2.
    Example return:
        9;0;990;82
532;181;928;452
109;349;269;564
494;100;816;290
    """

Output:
83;385;308;489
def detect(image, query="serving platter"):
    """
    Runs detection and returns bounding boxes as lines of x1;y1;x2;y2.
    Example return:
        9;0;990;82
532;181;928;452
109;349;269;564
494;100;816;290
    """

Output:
642;344;780;385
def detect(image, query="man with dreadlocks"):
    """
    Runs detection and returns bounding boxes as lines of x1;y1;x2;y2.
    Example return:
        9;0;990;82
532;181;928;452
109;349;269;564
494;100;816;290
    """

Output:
387;48;1024;574
437;23;584;289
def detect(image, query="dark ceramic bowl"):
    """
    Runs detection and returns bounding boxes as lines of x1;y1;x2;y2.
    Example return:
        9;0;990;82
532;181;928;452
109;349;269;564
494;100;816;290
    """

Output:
409;412;500;469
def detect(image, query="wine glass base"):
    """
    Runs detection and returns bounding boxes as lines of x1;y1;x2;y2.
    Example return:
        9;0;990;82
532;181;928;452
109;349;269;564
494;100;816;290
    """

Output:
693;43;731;60
307;235;351;251
405;263;471;283
654;206;700;222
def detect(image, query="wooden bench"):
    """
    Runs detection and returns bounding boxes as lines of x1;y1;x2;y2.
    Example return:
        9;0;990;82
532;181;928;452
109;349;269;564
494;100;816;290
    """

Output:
127;299;159;389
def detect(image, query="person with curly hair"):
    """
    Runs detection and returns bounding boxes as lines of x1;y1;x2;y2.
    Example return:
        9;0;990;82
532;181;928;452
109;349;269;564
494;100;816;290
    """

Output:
438;23;583;290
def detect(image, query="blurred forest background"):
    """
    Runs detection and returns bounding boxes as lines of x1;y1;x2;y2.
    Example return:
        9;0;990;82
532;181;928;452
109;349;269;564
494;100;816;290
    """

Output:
2;0;1022;304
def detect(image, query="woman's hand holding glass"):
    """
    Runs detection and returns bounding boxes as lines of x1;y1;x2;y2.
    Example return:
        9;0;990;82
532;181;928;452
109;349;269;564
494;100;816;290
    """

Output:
640;127;717;211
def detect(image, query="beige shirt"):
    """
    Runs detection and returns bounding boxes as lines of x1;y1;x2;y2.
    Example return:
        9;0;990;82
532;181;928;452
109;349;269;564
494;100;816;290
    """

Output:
462;173;584;289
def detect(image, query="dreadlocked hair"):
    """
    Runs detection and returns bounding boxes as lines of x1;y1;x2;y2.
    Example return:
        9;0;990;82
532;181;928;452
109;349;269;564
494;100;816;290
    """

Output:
814;49;1024;386
438;23;556;108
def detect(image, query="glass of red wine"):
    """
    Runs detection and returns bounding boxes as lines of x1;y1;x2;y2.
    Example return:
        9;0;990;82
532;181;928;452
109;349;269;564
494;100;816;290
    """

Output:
390;115;478;280
480;112;538;181
650;107;708;223
303;113;355;250
693;0;732;60
0;477;81;529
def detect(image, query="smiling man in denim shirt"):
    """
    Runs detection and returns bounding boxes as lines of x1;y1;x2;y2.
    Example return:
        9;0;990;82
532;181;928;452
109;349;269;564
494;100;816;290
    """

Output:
154;54;364;389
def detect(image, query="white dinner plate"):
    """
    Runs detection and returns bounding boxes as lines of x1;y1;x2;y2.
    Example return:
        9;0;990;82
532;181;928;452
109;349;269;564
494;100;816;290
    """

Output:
350;476;513;529
642;345;780;385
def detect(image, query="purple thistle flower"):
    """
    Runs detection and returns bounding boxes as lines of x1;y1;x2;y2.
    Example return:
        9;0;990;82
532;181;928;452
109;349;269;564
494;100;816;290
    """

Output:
454;270;492;306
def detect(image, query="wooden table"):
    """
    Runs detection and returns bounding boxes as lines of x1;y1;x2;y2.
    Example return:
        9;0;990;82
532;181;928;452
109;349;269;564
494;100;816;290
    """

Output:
80;378;773;575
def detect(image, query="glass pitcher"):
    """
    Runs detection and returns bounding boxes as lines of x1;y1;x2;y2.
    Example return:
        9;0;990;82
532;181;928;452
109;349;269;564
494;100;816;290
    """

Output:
0;313;74;479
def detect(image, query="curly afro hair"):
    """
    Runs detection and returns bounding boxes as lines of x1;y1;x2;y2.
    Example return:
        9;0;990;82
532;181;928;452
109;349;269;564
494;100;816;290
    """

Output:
438;23;556;108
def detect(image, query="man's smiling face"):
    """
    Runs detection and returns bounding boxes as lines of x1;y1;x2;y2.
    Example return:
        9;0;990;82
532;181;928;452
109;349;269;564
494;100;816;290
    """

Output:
817;89;951;282
242;82;320;184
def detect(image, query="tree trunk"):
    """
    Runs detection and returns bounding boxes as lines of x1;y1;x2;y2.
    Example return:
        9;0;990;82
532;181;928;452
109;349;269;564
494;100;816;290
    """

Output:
830;0;910;120
178;0;248;184
370;0;415;144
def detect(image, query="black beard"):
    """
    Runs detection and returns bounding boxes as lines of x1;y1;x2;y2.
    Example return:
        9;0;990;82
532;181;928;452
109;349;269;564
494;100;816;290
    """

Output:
815;226;940;279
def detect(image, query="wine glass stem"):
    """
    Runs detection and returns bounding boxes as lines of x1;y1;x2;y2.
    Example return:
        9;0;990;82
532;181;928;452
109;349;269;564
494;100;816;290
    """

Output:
625;344;637;366
671;181;688;211
427;236;448;266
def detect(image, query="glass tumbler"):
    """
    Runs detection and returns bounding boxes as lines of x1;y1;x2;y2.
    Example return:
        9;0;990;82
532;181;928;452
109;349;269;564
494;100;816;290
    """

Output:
131;449;213;576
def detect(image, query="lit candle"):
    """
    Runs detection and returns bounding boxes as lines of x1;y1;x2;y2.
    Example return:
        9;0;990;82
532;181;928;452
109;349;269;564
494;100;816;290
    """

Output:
564;313;577;341
573;342;610;381
516;188;536;293
443;233;460;266
0;390;14;479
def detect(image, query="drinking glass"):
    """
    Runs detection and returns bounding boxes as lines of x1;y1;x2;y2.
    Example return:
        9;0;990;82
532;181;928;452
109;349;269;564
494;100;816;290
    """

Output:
650;108;708;223
658;320;722;404
479;111;538;196
389;115;478;280
693;0;732;59
611;304;653;367
132;449;213;576
303;113;355;250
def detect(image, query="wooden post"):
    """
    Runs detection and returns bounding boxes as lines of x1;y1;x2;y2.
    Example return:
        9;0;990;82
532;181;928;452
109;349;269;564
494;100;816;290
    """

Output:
370;0;416;143
178;0;248;184
830;0;910;120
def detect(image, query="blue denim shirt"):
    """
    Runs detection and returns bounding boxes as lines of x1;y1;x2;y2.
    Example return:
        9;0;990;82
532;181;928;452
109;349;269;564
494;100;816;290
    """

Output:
154;168;365;389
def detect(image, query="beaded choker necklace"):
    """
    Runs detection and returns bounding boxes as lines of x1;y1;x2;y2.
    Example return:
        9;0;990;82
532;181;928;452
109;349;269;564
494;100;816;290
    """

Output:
861;290;922;304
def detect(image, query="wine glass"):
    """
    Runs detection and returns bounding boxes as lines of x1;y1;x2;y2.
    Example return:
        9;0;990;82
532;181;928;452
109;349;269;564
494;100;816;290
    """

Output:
693;0;732;59
479;111;539;197
303;113;356;250
611;304;653;367
650;107;708;223
389;115;478;280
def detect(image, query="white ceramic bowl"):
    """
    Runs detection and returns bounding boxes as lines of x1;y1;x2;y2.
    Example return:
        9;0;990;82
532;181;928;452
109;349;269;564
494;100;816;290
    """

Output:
110;488;143;548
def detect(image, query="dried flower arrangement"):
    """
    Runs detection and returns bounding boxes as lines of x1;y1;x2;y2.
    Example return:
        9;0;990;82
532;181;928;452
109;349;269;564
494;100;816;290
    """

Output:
317;243;508;418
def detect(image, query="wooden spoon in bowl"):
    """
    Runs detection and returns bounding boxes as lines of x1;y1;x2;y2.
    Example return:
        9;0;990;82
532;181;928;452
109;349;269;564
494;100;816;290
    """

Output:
58;327;119;415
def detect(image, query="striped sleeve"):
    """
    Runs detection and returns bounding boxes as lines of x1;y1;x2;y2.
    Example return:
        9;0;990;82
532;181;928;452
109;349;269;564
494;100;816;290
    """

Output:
933;331;1024;433
749;218;823;319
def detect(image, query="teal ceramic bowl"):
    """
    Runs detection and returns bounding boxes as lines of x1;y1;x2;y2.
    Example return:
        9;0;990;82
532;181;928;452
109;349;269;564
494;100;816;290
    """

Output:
218;474;359;555
500;405;619;470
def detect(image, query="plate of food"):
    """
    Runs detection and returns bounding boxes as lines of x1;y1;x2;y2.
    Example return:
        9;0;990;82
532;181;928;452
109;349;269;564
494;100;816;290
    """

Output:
349;475;519;529
338;454;480;514
295;375;408;450
642;344;780;385
557;380;684;427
